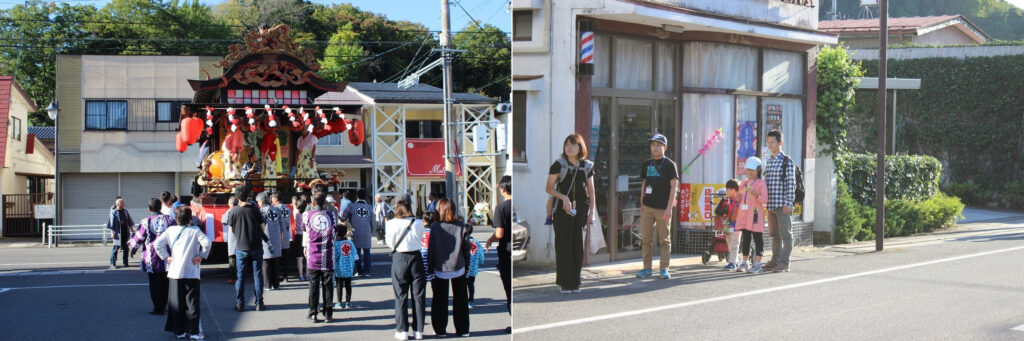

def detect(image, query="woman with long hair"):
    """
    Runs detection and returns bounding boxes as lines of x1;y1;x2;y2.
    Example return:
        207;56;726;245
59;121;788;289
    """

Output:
545;133;597;293
386;194;426;341
426;197;472;337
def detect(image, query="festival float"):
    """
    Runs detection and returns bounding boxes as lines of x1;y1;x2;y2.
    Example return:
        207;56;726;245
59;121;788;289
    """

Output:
175;25;363;245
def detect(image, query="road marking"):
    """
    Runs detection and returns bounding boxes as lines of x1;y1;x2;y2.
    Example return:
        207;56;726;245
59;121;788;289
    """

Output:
0;261;111;266
515;245;1024;334
1011;324;1024;332
0;269;115;277
4;283;147;290
0;288;10;295
200;290;225;340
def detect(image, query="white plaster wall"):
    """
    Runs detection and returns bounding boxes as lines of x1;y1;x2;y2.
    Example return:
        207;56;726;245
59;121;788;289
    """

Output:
644;0;819;30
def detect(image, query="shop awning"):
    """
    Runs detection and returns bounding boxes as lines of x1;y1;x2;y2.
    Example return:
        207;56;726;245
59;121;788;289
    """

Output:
406;139;462;177
315;155;374;169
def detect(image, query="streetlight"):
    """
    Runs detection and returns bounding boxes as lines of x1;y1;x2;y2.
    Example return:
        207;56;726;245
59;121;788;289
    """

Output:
45;101;59;226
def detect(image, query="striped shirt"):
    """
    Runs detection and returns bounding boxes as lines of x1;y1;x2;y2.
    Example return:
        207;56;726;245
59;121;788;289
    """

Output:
764;152;797;210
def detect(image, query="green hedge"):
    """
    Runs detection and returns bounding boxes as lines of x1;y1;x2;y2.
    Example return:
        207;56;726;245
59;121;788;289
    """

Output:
834;181;965;244
835;153;942;206
849;54;1024;202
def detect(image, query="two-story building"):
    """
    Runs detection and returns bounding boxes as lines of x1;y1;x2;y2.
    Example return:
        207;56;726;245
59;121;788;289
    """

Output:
512;0;838;265
0;77;57;237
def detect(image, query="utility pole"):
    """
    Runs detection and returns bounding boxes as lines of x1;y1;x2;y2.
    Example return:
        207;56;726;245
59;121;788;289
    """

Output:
440;0;460;214
876;0;888;251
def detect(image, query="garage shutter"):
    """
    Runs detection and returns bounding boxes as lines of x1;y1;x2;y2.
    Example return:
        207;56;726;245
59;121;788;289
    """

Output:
62;173;118;227
121;173;175;217
179;172;199;199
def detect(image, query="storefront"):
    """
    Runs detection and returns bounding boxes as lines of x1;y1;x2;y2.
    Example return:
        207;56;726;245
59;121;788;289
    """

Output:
512;0;837;265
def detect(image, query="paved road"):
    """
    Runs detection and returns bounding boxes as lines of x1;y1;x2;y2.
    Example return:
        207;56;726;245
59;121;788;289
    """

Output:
0;232;511;340
513;217;1024;340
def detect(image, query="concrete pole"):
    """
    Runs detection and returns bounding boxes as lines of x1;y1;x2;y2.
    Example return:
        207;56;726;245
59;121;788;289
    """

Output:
876;0;888;251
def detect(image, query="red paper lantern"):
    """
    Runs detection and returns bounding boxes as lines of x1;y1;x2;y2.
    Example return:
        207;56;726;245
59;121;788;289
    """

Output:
348;119;365;146
175;132;187;152
181;117;204;145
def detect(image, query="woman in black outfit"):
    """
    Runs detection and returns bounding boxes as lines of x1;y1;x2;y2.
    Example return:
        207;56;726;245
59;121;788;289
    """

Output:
545;133;597;294
426;197;472;337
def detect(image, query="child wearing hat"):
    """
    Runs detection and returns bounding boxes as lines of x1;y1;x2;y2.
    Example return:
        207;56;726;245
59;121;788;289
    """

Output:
736;157;769;274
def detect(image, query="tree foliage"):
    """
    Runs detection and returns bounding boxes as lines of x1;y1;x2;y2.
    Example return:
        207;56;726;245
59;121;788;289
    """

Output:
815;44;863;157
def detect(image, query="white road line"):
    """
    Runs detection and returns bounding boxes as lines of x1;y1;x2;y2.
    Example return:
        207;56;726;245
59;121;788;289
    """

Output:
1011;324;1024;332
4;283;147;290
0;288;11;295
515;245;1024;334
0;261;110;266
200;289;225;340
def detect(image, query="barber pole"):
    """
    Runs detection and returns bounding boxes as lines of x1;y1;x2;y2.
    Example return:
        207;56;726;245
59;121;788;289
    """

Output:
580;31;594;64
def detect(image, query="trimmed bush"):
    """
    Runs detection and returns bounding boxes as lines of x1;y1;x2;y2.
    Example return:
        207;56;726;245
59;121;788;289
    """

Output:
835;153;942;206
943;182;987;206
834;183;965;244
918;193;965;232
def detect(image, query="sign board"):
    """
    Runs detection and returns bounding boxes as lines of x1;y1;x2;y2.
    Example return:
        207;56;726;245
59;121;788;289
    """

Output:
35;205;55;219
406;139;462;177
678;183;726;224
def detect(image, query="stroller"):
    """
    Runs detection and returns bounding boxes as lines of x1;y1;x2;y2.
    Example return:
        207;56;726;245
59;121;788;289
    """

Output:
701;190;732;265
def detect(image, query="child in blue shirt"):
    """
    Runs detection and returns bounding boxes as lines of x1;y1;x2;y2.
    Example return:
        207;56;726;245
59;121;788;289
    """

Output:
466;234;486;309
333;223;359;309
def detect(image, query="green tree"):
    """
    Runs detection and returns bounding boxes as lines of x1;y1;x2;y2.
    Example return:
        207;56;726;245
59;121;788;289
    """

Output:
452;21;511;99
319;22;366;82
213;0;307;36
816;44;864;158
0;0;97;126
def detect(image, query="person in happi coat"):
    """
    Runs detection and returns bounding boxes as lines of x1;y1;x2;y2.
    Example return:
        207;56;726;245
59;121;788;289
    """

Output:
154;206;211;340
342;189;374;277
128;198;175;315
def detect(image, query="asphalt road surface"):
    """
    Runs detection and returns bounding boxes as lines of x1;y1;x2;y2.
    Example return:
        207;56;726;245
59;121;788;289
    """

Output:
513;217;1024;340
0;231;510;340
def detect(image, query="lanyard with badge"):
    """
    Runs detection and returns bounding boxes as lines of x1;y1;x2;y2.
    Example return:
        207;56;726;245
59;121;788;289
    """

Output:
645;158;666;195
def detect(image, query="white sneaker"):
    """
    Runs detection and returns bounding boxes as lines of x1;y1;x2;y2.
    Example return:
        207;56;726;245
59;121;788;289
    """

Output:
176;334;187;340
413;331;423;340
394;331;408;340
190;333;205;340
737;262;749;272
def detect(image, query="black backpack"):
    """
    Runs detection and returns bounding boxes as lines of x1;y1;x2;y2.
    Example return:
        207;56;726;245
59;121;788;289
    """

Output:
782;154;805;204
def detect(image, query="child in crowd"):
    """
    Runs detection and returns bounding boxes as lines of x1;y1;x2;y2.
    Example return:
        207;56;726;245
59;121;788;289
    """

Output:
736;157;769;274
718;180;741;272
333;223;359;310
466;232;486;309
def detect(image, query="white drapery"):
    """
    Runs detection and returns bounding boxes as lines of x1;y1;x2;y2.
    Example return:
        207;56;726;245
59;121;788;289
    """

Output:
613;37;653;91
657;42;675;92
763;49;805;95
593;34;611;88
682;41;757;90
680;93;735;185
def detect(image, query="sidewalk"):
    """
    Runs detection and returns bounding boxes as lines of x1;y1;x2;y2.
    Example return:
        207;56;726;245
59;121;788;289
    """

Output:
514;207;1024;288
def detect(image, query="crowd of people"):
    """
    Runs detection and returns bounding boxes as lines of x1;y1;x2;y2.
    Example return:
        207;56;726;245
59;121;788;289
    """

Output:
104;176;513;340
545;130;798;292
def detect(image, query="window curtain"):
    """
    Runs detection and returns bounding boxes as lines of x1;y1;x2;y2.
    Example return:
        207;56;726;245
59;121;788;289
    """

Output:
762;98;804;165
86;101;107;129
593;34;611;88
680;93;735;185
682;42;757;90
763;49;805;95
657;42;675;92
107;101;127;129
157;102;172;121
613;37;652;91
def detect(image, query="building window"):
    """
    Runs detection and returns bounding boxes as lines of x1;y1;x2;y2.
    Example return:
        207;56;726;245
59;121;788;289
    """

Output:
512;91;526;162
405;120;443;139
226;89;308;105
10;117;20;141
85;100;128;130
317;133;346;146
156;101;182;122
513;10;533;42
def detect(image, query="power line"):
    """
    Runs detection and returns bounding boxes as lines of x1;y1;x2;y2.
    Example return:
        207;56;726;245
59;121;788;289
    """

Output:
0;17;511;34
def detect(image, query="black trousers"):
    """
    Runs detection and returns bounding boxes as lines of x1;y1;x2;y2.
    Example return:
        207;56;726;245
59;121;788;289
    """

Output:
262;257;280;289
291;239;307;278
498;249;511;313
741;230;764;257
148;272;169;313
165;278;201;336
431;276;470;336
308;270;334;319
553;209;586;290
466;276;476;302
335;277;352;303
392;251;426;333
279;247;292;281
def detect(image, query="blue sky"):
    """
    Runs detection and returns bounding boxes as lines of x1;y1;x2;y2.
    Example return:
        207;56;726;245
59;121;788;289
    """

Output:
0;0;511;33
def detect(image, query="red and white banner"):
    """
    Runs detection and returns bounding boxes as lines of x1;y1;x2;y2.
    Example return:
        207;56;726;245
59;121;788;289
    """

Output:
406;139;462;177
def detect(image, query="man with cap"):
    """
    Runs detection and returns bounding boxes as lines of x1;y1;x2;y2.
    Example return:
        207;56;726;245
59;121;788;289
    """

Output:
636;134;679;279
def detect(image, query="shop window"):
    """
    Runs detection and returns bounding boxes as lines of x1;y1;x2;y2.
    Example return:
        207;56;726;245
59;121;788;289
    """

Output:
513;10;533;42
680;93;735;185
405;120;443;139
156;101;183;122
763;49;805;95
85;100;128;130
512;91;526;162
761;98;803;164
10;117;20;141
657;42;676;92
682;41;758;91
593;34;611;88
613;38;653;91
